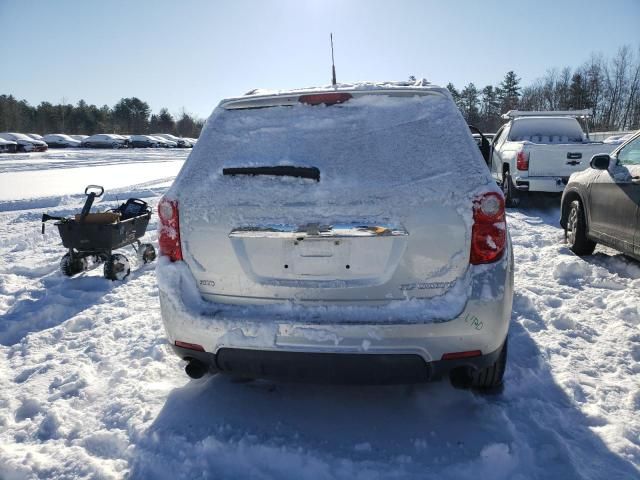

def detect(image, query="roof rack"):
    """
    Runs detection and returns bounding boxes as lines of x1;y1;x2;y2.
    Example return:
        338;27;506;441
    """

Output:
502;109;592;120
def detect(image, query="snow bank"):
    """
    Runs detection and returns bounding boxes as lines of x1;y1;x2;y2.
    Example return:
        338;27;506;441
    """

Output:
0;150;638;479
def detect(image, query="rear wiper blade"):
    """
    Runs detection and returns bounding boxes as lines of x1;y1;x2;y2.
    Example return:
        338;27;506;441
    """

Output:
222;166;320;182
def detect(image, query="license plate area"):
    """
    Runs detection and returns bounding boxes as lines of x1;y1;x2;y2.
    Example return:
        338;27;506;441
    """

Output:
287;238;351;276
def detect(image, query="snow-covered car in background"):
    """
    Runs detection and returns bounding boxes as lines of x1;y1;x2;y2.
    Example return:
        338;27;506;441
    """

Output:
27;133;45;142
148;135;177;148
0;132;48;152
157;82;514;388
490;110;616;206
129;134;163;148
151;133;191;148
602;133;634;145
70;134;88;141
561;130;640;260
42;134;81;148
0;137;18;153
81;134;128;149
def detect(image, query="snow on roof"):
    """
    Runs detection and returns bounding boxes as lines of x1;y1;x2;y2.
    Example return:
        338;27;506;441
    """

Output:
243;79;431;95
502;110;592;119
229;79;436;99
221;80;448;111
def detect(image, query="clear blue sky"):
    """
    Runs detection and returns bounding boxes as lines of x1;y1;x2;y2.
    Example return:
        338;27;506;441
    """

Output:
1;0;639;119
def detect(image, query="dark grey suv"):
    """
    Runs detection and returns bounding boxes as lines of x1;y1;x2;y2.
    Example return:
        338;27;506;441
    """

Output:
560;130;640;260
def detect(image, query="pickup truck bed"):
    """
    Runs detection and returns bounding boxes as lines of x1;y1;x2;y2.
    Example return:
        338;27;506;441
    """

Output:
490;112;617;204
506;141;614;191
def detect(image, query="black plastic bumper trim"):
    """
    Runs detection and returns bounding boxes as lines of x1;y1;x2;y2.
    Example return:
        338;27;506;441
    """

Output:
170;343;505;385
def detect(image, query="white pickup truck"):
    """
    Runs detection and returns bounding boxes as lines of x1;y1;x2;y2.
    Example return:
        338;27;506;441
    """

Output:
489;110;616;206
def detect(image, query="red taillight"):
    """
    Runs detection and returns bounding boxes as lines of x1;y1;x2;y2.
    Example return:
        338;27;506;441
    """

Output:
441;350;482;361
470;192;506;265
175;340;205;352
298;92;352;106
516;150;529;170
158;197;183;262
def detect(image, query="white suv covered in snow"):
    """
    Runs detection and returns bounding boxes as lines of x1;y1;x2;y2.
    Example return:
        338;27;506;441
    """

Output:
157;82;514;388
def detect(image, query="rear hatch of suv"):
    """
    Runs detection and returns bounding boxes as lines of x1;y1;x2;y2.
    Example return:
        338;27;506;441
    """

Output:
167;88;497;305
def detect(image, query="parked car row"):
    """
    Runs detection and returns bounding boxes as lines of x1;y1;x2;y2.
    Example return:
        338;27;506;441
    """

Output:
0;132;48;152
0;132;197;152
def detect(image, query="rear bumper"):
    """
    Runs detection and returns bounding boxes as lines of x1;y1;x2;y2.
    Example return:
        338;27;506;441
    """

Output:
170;342;504;384
513;175;569;193
157;243;513;383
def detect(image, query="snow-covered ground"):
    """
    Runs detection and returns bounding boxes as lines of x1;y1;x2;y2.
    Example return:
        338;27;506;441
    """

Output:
0;150;638;479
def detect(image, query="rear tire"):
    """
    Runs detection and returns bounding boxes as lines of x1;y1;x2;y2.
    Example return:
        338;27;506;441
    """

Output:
502;171;520;207
565;200;596;255
60;253;88;277
471;338;507;390
104;253;130;281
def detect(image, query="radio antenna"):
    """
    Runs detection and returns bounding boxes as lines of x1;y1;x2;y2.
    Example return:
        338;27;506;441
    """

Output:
330;33;337;86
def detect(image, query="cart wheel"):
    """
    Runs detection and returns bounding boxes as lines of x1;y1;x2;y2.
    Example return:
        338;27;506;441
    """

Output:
60;253;88;277
138;243;156;264
104;253;130;281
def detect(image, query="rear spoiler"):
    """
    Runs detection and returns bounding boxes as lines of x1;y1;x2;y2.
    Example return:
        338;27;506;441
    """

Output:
502;110;592;119
221;89;444;110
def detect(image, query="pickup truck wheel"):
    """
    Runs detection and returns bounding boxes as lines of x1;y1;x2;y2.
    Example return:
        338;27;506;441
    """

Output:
566;200;596;255
471;337;507;390
502;172;520;207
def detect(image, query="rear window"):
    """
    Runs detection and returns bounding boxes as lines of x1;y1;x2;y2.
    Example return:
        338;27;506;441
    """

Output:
181;94;489;190
508;117;585;142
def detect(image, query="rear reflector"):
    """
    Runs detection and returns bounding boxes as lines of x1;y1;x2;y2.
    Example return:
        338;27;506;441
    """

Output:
441;350;482;361
175;340;205;352
158;197;183;262
299;92;352;106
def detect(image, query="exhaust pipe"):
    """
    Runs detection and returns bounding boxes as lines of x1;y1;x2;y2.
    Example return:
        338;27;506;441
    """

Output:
185;359;207;379
449;367;474;389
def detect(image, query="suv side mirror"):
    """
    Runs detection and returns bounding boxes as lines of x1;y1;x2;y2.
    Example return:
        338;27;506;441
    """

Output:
590;154;611;170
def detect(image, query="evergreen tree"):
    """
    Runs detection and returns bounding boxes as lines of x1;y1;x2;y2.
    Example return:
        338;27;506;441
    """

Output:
498;71;521;112
157;108;176;133
568;73;589;110
112;97;151;133
460;83;481;125
481;85;501;131
446;83;463;110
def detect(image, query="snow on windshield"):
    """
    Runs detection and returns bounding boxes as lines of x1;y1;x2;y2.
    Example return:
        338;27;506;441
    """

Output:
173;93;494;206
5;133;33;141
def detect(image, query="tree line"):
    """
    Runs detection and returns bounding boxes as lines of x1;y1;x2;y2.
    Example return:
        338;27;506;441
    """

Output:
0;96;204;138
3;45;639;138
446;45;640;133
